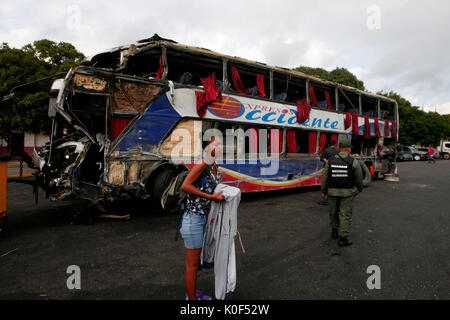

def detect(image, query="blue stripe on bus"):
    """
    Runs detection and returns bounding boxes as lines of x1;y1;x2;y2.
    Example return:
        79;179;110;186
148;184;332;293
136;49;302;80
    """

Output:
115;94;180;152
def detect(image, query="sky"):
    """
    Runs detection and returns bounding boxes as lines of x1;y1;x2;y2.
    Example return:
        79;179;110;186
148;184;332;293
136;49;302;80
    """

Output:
1;0;450;114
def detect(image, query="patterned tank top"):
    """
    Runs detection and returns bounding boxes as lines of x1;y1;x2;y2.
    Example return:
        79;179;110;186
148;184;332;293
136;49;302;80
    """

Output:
185;164;218;216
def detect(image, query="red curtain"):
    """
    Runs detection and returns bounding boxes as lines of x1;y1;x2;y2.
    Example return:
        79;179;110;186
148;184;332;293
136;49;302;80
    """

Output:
195;91;207;118
309;85;317;107
330;133;338;146
325;91;333;110
249;127;259;153
392;121;397;140
319;132;327;153
374;118;381;138
201;72;220;104
196;72;222;118
344;112;352;129
155;55;164;80
287;130;297;153
352;113;359;136
111;117;132;141
308;131;317;154
270;129;283;154
384;120;390;137
363;116;371;139
256;74;266;98
230;66;250;95
297;98;311;124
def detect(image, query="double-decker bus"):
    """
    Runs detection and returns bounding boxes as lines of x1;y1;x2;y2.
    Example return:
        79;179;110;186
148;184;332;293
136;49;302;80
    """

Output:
34;34;398;213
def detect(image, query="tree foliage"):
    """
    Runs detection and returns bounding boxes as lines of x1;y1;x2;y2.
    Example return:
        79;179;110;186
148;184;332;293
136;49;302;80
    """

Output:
294;66;365;91
0;40;84;142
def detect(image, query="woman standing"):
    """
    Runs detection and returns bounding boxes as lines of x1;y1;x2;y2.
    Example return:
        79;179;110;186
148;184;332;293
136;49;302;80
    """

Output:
180;136;224;300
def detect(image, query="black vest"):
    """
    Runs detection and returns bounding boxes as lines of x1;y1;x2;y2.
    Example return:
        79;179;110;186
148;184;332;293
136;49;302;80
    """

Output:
327;154;355;189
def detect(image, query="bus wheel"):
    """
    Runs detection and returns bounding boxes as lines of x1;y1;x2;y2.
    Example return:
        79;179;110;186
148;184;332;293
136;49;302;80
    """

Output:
359;161;371;188
150;168;176;213
444;153;450;160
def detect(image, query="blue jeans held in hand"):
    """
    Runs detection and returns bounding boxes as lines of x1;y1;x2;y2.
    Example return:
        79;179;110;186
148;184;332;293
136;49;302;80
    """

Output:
428;155;436;163
179;213;207;249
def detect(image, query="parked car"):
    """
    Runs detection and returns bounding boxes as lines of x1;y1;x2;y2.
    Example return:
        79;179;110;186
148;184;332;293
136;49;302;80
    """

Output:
396;146;426;161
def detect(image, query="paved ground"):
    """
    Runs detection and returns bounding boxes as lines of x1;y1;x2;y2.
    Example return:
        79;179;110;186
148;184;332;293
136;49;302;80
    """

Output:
0;160;449;300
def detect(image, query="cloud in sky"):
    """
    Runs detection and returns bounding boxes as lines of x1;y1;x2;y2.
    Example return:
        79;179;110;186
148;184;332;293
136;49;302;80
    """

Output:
1;0;449;114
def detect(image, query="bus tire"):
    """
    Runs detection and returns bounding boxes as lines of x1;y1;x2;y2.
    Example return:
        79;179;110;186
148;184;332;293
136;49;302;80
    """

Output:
443;153;450;160
150;168;176;213
359;160;371;188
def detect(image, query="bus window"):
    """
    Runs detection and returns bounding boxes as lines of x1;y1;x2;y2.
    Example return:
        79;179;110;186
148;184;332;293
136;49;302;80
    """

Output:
338;89;359;114
227;64;269;98
309;82;336;110
285;77;307;104
167;49;223;87
361;95;378;118
351;135;363;155
125;47;162;78
273;71;288;102
380;100;395;120
286;129;312;154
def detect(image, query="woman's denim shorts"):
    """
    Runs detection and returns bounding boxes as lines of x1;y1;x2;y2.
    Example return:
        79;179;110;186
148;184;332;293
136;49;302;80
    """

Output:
179;213;207;249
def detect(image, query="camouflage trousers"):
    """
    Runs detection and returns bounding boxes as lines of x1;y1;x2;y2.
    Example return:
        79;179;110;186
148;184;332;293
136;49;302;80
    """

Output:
328;195;355;238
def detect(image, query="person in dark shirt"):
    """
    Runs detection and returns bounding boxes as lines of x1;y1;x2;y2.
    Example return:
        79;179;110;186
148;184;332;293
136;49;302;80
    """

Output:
317;140;340;205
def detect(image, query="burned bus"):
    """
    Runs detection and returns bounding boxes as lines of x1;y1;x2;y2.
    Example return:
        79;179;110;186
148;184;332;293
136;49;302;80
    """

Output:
34;34;399;216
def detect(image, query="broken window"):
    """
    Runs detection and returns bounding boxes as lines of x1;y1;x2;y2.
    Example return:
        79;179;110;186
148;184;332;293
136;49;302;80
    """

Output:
380;100;395;120
167;49;223;87
309;82;336;110
337;89;359;114
227;64;269;98
125;47;162;78
362;95;378;118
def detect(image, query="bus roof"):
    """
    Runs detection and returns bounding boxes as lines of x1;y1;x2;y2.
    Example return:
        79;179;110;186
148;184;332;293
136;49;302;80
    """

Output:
84;34;397;105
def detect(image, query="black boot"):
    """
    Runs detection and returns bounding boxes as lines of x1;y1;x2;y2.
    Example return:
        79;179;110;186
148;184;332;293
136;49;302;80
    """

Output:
332;228;338;239
338;237;353;247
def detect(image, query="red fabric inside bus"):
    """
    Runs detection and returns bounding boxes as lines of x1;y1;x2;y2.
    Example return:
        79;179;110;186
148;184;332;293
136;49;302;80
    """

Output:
319;132;327;154
287;130;297;153
231;66;250;95
297;98;310;124
155;55;163;80
270;129;283;154
392;121;397;140
111;117;132;141
249;127;259;153
195;91;207;118
256;74;266;98
308;131;317;154
385;120;390;137
364;116;371;139
325;91;333;110
352;113;359;136
331;133;338;146
345;112;352;129
201;72;218;103
309;85;317;107
374;118;381;138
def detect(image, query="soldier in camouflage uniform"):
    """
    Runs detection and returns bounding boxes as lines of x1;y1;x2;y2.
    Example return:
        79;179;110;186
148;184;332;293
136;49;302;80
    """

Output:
321;138;363;247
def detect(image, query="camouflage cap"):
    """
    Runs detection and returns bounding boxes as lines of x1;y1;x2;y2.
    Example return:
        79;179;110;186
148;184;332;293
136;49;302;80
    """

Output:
339;139;351;148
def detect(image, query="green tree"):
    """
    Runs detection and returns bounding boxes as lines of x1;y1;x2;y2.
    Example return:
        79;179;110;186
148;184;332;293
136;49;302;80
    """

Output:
0;40;84;144
294;66;365;90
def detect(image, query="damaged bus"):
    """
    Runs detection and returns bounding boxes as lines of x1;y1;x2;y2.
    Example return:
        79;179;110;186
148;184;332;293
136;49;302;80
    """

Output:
34;34;399;216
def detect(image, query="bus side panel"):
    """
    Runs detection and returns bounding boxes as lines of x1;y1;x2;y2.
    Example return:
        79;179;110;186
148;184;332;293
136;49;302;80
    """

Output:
113;93;181;154
186;158;323;193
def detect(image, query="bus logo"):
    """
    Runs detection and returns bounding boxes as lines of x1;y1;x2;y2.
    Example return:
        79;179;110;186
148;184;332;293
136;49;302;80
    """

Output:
208;96;244;119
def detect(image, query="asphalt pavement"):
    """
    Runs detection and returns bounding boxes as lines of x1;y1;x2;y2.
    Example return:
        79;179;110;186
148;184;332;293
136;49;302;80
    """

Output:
0;160;449;300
